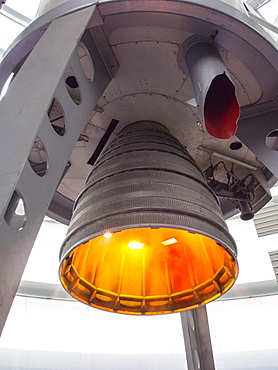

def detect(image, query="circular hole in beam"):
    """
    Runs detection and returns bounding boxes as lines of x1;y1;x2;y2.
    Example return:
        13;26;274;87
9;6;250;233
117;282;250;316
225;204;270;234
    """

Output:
266;130;278;151
230;141;242;150
77;42;94;81
28;137;48;177
66;76;79;88
64;66;81;105
4;190;27;231
48;97;66;136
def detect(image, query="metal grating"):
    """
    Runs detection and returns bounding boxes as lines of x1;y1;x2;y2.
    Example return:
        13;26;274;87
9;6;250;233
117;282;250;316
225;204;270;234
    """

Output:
245;0;271;10
269;251;278;283
253;195;278;237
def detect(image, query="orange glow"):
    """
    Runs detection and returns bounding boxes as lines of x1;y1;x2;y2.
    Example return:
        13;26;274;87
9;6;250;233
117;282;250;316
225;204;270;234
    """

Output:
161;238;178;246
204;73;239;139
128;241;145;249
59;227;238;315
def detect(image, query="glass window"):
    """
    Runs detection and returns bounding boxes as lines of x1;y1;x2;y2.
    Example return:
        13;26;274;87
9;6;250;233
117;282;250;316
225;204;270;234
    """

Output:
0;295;187;370
208;295;278;370
0;13;24;51
5;0;42;19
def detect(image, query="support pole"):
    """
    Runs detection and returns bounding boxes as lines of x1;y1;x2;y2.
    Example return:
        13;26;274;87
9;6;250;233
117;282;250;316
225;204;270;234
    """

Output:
181;306;215;370
0;5;111;334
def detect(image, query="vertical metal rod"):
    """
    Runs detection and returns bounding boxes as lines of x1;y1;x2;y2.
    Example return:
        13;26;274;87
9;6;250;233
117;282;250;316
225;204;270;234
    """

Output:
181;306;215;370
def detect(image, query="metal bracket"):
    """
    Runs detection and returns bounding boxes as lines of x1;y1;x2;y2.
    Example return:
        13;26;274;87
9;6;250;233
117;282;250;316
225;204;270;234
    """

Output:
237;109;278;180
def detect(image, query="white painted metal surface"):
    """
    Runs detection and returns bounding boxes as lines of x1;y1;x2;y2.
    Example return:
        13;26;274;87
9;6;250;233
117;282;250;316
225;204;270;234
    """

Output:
0;4;111;334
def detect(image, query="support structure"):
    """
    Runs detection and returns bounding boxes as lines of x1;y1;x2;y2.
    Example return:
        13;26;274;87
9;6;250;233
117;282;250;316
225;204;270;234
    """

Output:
1;1;277;369
237;109;278;180
181;306;215;370
0;5;112;334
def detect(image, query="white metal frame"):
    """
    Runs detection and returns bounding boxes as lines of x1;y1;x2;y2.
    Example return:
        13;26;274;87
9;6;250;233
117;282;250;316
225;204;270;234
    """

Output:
0;4;112;335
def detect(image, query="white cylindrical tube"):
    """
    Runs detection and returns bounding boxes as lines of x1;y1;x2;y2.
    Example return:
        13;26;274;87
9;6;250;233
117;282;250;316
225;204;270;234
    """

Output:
185;40;240;139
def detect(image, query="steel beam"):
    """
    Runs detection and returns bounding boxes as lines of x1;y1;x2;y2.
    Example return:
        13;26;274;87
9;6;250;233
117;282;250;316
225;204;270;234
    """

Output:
0;5;112;335
237;109;278;180
181;306;215;370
